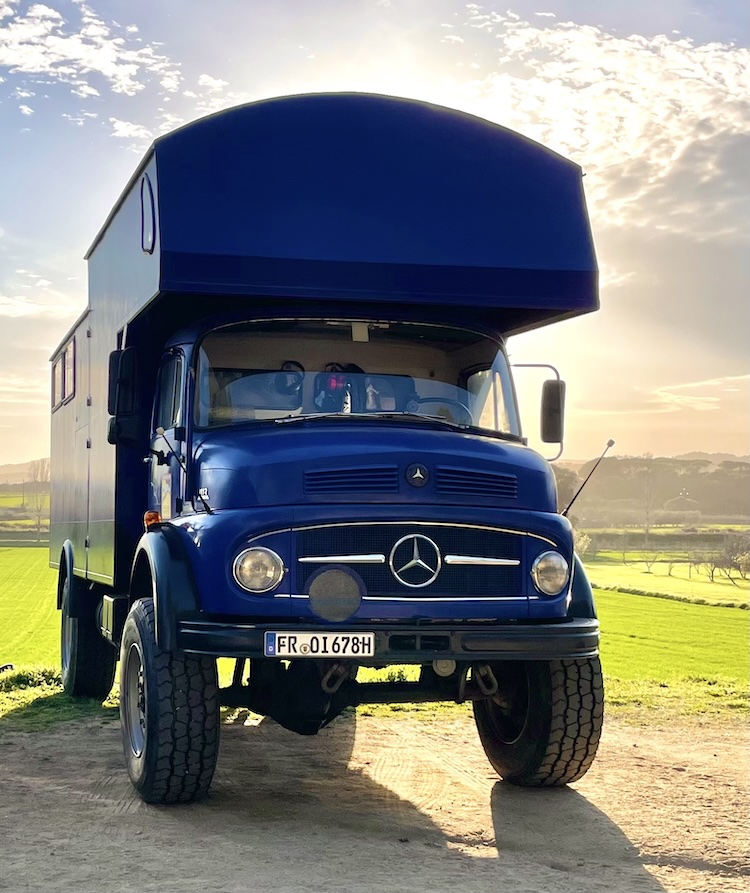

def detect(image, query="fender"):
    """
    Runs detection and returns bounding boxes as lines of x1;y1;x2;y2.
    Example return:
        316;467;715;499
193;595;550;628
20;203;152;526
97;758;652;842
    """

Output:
56;540;86;617
567;553;597;620
131;525;201;652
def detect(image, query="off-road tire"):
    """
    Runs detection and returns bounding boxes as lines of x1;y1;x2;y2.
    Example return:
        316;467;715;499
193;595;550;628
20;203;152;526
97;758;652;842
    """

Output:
473;658;603;786
60;574;117;701
119;598;219;803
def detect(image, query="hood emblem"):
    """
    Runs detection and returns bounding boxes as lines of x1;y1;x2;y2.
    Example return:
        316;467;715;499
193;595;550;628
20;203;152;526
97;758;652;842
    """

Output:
405;463;429;487
389;534;442;588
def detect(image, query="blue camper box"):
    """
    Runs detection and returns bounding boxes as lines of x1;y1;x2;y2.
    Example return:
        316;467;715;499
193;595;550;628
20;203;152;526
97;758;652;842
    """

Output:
49;93;603;803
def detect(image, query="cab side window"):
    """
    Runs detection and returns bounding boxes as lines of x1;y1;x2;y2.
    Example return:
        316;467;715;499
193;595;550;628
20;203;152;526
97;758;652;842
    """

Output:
51;338;76;411
154;354;183;431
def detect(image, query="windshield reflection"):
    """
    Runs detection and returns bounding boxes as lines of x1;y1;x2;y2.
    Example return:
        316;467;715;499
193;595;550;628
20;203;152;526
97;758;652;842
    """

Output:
194;320;520;438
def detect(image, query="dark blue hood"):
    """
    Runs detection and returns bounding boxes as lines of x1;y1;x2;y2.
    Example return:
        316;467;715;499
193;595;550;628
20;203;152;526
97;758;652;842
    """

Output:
192;420;557;511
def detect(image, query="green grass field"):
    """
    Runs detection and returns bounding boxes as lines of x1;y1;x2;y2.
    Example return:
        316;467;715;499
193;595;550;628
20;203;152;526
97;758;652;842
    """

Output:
584;556;749;607
0;547;58;665
0;492;49;509
1;546;747;728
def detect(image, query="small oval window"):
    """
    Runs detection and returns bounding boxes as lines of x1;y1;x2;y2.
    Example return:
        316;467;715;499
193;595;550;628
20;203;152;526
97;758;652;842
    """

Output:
140;173;156;254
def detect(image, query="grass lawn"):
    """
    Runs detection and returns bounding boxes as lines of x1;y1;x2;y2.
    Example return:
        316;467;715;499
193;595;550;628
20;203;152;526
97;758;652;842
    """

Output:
595;588;748;719
0;546;58;666
1;547;747;728
0;492;49;509
584;557;749;606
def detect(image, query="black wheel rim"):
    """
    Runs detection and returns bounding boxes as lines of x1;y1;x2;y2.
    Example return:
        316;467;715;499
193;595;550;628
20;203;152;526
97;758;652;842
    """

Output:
487;665;530;745
123;642;147;757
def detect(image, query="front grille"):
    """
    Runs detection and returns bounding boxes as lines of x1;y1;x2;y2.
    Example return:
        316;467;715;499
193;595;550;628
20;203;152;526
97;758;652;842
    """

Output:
297;524;523;598
436;466;518;499
304;465;399;495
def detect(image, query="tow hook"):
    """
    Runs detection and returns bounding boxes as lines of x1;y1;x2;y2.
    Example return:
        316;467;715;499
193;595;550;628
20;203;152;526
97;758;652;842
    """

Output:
321;663;350;695
474;664;499;697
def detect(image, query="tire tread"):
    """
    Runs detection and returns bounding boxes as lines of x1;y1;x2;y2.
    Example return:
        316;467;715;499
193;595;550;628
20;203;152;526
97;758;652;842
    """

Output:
61;576;116;702
524;658;604;786
122;599;219;804
474;657;604;788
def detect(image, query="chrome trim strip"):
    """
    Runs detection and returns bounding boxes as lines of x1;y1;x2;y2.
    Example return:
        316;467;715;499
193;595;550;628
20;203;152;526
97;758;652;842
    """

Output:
245;520;556;547
282;593;525;602
444;555;520;566
298;554;386;564
360;595;527;602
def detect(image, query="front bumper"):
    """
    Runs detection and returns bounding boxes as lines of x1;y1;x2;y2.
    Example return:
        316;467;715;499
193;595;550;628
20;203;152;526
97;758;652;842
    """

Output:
178;617;599;662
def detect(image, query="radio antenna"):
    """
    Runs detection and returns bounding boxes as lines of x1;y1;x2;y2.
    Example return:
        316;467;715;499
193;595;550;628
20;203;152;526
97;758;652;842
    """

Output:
562;439;615;517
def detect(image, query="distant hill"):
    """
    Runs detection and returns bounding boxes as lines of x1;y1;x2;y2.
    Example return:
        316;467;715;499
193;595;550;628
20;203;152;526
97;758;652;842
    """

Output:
562;452;749;472
674;452;750;465
0;460;49;485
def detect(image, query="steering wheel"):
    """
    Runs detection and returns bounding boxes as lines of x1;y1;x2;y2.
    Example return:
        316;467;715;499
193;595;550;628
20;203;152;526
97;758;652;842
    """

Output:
413;397;473;426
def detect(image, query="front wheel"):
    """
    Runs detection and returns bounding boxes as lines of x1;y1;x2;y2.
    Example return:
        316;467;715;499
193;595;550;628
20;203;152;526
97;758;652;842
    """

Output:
60;574;116;701
120;598;219;803
473;658;603;786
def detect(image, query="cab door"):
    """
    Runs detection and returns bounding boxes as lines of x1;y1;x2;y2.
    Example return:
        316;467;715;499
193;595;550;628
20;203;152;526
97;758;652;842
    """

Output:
149;351;186;519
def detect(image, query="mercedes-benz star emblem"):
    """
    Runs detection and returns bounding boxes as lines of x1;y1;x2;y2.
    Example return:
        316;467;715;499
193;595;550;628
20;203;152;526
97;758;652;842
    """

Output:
389;534;442;588
406;463;429;487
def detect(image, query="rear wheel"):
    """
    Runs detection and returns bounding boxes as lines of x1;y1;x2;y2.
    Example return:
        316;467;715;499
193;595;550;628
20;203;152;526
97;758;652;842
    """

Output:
473;658;603;786
119;598;219;803
60;574;116;701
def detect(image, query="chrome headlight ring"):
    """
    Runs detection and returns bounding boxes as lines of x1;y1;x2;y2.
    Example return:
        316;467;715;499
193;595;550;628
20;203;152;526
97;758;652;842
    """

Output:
531;550;570;596
233;546;286;593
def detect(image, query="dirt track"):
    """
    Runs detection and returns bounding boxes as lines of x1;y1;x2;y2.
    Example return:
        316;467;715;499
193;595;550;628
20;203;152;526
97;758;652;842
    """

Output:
0;712;748;893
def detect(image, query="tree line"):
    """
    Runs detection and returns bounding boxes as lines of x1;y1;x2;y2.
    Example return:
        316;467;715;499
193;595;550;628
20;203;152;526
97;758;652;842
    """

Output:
554;456;749;525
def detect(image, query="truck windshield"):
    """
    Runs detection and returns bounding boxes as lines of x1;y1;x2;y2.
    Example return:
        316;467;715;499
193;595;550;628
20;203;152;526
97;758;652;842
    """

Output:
194;319;521;438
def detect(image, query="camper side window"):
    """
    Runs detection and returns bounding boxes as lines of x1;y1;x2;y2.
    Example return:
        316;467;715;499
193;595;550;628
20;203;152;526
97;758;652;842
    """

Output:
154;354;183;431
51;339;75;411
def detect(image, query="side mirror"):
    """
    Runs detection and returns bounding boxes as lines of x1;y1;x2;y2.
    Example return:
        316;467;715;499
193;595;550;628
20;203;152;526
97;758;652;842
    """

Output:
107;347;139;444
107;350;121;416
540;379;566;444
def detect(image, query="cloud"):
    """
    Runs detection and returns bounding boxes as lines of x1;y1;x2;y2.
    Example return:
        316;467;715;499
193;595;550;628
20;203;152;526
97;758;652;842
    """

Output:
190;72;252;116
0;292;78;319
0;1;181;98
108;117;152;139
0;371;47;405
446;10;750;235
578;375;750;416
197;73;229;91
18;103;33;114
650;375;750;412
0;270;82;320
71;82;99;98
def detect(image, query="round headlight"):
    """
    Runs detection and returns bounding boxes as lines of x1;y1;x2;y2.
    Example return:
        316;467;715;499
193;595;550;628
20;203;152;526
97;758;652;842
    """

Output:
233;547;285;593
531;550;570;596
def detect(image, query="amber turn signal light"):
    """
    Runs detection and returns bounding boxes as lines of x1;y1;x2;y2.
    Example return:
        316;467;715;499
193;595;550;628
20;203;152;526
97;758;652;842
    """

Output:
143;511;162;529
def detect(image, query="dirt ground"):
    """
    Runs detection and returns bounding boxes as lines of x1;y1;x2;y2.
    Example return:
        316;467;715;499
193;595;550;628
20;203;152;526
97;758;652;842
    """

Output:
0;711;748;893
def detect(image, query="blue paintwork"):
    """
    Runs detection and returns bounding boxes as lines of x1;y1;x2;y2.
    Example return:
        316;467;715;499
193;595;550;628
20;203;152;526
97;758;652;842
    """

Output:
170;504;574;622
87;93;598;339
52;92;600;647
192;425;556;511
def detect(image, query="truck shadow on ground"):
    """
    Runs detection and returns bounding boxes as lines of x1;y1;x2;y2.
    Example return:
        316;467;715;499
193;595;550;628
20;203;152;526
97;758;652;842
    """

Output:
193;713;667;892
0;701;668;892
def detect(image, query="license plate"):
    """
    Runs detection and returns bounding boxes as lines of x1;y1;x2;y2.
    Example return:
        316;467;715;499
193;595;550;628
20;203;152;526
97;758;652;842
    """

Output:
264;631;376;658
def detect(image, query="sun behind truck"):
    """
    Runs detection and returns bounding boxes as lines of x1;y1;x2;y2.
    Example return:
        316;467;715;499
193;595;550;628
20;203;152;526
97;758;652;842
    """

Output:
49;93;603;803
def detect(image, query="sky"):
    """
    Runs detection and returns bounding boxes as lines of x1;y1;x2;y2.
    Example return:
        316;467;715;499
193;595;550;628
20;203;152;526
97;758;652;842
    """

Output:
0;0;748;465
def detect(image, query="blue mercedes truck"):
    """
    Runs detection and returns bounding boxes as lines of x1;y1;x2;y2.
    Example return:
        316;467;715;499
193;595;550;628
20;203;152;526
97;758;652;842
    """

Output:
49;93;603;803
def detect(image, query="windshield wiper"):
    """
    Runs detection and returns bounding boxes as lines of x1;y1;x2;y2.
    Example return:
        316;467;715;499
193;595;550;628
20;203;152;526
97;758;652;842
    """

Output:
273;411;523;442
371;412;524;441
